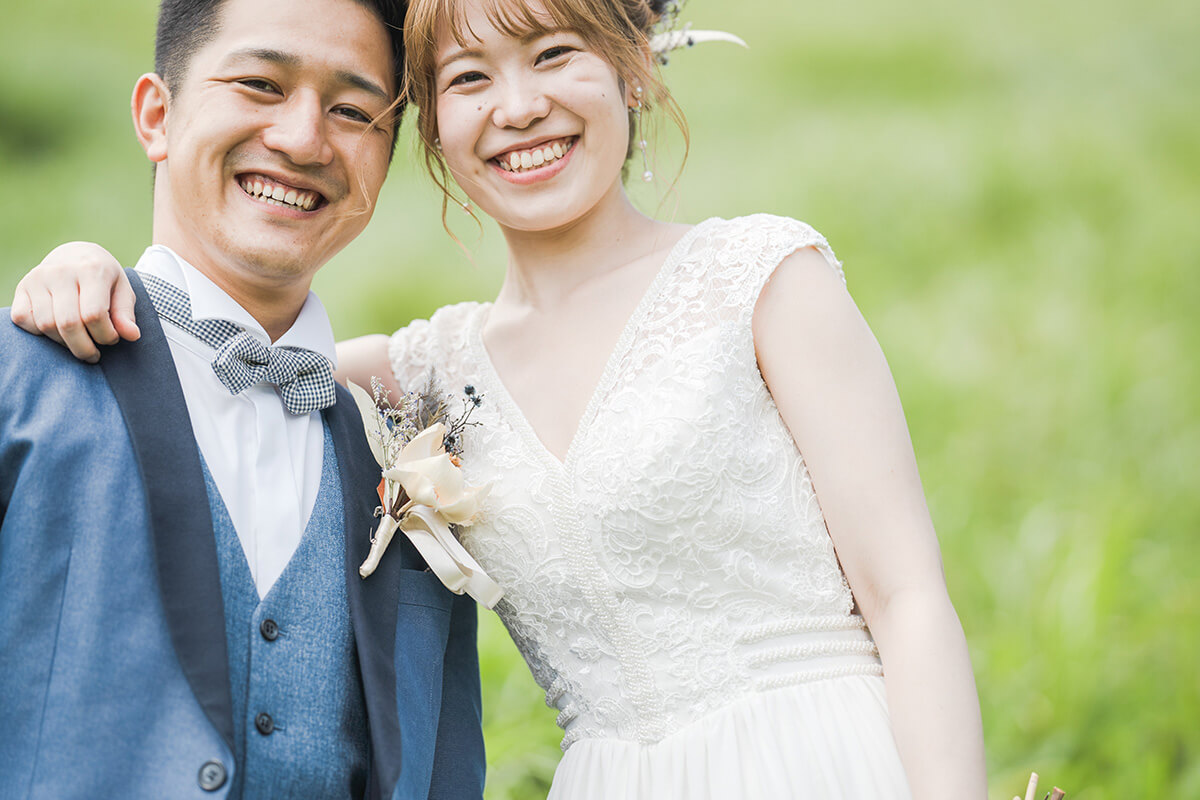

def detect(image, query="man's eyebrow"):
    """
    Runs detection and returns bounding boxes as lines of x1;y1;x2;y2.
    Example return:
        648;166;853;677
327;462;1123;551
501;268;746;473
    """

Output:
222;48;392;100
222;47;302;69
334;69;391;101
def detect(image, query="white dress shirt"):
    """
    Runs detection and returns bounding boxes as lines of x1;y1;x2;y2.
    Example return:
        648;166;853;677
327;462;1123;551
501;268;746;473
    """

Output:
136;245;337;597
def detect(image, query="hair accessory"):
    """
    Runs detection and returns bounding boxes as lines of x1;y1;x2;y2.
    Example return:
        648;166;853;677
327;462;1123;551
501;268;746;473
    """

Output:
632;86;652;182
648;27;747;65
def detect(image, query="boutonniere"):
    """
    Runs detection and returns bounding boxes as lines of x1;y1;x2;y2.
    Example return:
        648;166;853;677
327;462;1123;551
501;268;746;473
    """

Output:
349;376;502;608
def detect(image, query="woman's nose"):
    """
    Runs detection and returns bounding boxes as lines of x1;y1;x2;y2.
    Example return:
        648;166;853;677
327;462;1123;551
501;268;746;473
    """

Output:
490;77;551;129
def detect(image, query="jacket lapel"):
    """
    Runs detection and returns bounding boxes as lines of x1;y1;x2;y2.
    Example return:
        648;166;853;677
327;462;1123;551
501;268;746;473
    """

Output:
325;387;404;799
99;269;234;751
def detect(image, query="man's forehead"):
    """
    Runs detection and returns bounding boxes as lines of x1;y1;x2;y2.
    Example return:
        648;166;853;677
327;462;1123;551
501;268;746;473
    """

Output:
203;0;396;90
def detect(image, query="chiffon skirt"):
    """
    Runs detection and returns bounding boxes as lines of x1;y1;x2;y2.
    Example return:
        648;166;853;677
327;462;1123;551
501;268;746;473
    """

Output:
547;675;912;800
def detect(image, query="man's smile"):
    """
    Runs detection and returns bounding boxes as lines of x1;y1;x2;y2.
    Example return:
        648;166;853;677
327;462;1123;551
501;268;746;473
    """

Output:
237;173;327;212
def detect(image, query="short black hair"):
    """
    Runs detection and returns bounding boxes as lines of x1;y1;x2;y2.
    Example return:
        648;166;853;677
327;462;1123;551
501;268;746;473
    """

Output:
154;0;407;133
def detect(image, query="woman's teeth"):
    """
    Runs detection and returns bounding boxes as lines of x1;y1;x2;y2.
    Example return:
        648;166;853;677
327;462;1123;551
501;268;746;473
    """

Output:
496;139;573;173
239;177;320;211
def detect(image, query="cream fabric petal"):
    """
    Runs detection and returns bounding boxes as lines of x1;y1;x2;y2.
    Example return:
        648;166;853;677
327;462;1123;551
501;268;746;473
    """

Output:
386;453;458;508
390;451;473;507
435;482;492;524
397;423;446;464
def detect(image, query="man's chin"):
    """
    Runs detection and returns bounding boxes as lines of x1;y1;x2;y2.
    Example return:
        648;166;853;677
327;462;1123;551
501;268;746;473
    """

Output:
217;238;327;284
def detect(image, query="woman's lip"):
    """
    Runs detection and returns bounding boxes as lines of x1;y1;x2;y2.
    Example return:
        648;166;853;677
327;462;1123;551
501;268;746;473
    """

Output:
490;139;576;185
490;135;575;163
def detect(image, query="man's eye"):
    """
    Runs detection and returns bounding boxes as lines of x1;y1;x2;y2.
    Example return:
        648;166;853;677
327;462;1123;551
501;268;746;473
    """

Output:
536;46;573;64
334;106;372;123
238;78;279;93
448;71;487;88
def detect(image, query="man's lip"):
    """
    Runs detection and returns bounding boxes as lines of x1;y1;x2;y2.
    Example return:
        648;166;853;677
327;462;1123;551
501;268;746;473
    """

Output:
236;172;330;212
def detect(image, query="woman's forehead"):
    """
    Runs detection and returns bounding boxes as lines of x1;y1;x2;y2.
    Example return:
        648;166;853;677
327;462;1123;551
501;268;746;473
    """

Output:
436;0;567;48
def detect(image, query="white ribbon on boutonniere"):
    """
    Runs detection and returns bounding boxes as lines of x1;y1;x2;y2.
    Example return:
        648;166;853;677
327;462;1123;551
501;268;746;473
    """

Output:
349;380;502;609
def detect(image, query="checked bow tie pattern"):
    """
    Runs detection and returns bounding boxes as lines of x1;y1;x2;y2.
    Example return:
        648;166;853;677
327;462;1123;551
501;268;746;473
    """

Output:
140;272;337;415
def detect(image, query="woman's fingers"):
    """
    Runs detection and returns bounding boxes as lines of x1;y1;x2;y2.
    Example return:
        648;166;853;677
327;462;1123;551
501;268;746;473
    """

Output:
10;285;39;335
78;271;123;346
15;278;68;347
50;280;101;363
108;272;140;341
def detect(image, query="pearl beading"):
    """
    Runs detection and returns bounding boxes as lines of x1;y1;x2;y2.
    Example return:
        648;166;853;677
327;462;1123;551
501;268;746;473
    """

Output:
745;639;880;669
753;663;885;692
735;614;869;645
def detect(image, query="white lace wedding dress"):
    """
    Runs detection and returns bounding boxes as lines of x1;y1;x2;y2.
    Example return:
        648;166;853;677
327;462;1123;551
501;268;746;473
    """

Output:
389;215;912;799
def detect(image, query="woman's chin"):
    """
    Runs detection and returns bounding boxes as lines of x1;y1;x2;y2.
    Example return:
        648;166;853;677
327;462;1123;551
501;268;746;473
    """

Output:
478;197;585;235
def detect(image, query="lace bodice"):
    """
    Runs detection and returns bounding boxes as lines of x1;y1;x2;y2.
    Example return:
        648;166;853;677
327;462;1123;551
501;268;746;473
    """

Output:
389;215;882;750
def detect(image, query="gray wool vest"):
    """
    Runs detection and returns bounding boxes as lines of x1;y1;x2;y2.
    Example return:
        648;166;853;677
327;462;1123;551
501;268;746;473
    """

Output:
200;423;369;799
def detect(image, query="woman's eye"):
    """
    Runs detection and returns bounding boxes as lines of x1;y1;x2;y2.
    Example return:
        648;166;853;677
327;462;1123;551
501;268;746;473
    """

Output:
448;71;487;88
536;45;574;64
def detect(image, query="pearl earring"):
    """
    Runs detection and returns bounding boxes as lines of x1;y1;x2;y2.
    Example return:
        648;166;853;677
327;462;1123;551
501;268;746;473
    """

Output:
633;86;652;183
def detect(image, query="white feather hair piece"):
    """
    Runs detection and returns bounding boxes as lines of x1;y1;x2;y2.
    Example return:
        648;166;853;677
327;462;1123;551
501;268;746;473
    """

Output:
648;28;748;59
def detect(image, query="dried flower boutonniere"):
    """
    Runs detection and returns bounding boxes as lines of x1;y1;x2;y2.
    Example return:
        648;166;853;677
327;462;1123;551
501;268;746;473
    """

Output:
349;376;502;608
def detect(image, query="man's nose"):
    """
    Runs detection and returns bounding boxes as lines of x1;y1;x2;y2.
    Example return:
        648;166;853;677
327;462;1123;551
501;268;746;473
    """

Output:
490;77;551;130
262;91;334;166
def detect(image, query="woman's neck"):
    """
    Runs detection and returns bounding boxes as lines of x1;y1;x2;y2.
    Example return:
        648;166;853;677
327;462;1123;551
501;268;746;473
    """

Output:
494;182;668;310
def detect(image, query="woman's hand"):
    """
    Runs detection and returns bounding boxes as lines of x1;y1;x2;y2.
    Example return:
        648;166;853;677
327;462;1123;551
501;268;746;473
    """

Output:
10;242;139;363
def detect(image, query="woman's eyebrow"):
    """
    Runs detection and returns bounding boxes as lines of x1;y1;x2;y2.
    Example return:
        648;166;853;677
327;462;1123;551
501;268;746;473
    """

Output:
437;46;484;72
436;27;572;71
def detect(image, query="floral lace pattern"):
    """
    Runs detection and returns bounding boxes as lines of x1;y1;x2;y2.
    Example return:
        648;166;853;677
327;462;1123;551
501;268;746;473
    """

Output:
389;215;871;751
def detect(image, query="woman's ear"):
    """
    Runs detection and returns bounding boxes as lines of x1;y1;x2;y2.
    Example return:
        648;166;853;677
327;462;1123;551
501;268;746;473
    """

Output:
623;45;657;107
131;73;170;163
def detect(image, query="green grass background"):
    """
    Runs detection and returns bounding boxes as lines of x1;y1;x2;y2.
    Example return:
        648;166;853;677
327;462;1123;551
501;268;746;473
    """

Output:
3;0;1197;797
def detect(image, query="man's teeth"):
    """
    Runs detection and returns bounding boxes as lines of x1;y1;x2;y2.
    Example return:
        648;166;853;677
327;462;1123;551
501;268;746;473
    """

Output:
239;177;320;210
498;139;572;173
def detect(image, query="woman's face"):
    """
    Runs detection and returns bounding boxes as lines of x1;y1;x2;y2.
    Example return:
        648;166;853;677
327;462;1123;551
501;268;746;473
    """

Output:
433;0;634;233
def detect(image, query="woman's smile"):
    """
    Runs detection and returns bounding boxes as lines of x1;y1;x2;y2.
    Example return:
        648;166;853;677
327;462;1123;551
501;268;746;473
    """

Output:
490;136;577;184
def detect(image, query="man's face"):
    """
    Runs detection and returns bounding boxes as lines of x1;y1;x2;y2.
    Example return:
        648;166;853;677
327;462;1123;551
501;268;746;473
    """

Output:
149;0;396;288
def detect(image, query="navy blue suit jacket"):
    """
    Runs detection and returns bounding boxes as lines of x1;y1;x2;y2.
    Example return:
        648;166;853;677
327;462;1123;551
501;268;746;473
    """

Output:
0;271;485;800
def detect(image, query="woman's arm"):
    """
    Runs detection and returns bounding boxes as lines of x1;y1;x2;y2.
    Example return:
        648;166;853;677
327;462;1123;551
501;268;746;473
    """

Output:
753;247;987;799
10;242;139;362
335;335;400;395
8;245;401;397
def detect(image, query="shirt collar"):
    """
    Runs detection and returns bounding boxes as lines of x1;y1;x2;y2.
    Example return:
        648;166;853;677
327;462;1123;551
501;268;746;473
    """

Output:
134;245;338;367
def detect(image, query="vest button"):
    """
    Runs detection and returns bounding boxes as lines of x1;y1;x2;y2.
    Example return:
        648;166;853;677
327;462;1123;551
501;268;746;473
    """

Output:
198;759;227;791
260;618;279;641
255;712;275;736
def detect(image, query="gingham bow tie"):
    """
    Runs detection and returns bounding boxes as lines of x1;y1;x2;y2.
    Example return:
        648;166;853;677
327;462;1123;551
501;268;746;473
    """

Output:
140;272;336;415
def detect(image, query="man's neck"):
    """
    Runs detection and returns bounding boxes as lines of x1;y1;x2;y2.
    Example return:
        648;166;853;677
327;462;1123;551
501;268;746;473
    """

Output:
196;266;310;343
152;242;313;343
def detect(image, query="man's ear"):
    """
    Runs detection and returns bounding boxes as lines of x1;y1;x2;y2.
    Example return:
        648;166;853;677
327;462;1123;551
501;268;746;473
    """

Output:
131;73;170;163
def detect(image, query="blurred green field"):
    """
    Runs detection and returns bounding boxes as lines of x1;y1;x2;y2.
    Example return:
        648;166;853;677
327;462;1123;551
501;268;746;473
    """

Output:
3;0;1197;797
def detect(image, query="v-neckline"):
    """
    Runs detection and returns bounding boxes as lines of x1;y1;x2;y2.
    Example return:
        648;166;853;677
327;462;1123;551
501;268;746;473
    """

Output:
471;220;713;473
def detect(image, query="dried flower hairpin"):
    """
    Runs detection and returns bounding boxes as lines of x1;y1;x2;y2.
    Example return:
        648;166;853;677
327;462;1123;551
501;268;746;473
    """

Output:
349;375;502;608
